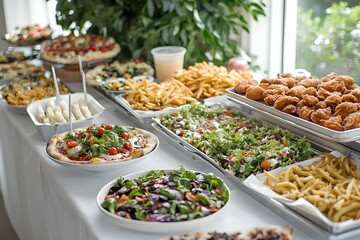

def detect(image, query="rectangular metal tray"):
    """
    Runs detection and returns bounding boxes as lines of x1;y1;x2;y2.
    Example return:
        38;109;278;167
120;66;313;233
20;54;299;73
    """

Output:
151;102;360;239
227;88;360;143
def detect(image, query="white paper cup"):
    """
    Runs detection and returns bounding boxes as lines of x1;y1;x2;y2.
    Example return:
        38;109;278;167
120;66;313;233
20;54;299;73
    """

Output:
151;46;186;82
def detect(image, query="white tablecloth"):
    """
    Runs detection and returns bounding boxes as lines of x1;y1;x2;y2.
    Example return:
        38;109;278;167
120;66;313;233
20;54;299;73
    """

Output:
0;82;356;240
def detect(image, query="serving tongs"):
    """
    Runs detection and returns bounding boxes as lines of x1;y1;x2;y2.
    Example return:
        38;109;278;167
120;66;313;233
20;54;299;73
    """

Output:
51;65;61;105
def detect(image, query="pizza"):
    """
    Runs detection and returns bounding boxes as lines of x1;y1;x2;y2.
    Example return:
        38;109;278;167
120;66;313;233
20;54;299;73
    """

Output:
158;103;315;178
46;124;158;164
4;24;52;45
163;226;293;240
40;34;121;64
86;59;154;86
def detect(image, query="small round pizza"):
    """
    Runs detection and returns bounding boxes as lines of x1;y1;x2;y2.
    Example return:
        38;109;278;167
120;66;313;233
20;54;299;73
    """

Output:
46;124;158;164
40;34;121;64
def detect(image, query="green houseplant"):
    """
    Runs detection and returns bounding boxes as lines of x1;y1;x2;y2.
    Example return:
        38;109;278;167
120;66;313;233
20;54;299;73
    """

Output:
52;0;266;66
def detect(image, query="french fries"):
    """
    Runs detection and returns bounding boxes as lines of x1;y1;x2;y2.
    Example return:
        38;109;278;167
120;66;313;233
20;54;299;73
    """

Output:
171;62;252;99
264;153;360;222
125;79;197;110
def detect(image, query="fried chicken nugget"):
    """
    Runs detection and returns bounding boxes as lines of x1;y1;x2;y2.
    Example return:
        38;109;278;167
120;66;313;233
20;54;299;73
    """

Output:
343;112;360;130
298;77;321;88
351;88;360;102
319;80;346;93
298;106;315;120
273;78;298;88
302;87;319;97
282;105;297;115
274;96;299;111
263;84;289;98
245;86;265;101
323;115;344;131
264;94;283;105
310;107;332;125
342;94;358;103
334;102;359;119
317;87;332;100
303;94;319;106
316;101;327;109
234;79;258;94
287;85;306;98
324;94;342;108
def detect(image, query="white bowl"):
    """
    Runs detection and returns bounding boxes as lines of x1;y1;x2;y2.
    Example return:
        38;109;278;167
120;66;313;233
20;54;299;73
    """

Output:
27;92;105;140
45;127;159;172
97;170;230;233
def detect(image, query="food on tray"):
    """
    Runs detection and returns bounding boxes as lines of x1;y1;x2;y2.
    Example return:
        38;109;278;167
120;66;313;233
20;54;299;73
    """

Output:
1;75;69;106
264;153;360;222
0;60;44;79
172;62;252;99
35;98;97;124
46;124;157;163
40;34;120;64
3;24;52;45
125;79;197;110
163;226;293;240
0;49;27;63
159;104;315;178
100;167;229;222
233;72;360;131
86;59;154;86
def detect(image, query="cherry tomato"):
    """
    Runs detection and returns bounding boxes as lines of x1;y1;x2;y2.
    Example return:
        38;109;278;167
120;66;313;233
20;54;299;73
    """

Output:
123;142;132;151
109;147;118;155
105;125;113;130
117;148;128;154
120;132;129;140
86;126;93;132
98;127;105;137
77;133;87;138
260;160;271;170
66;139;78;148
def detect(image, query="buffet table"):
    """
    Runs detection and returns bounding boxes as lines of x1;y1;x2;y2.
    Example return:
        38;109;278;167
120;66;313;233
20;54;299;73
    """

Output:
0;82;355;240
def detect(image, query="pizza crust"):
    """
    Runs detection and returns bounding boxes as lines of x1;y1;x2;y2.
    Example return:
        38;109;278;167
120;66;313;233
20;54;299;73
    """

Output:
46;127;157;165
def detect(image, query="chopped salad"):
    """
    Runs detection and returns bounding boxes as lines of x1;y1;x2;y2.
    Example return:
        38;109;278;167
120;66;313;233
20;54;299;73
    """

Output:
101;167;229;222
159;104;315;178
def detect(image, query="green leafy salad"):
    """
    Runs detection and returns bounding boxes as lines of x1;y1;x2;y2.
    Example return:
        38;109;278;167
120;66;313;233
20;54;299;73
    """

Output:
159;104;316;178
101;166;229;222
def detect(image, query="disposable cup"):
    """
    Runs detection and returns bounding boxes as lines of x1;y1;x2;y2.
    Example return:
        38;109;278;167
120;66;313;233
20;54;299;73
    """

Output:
151;46;186;82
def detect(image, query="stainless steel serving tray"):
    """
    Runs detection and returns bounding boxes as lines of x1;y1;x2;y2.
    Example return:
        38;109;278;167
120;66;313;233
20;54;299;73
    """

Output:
151;101;360;239
227;88;360;143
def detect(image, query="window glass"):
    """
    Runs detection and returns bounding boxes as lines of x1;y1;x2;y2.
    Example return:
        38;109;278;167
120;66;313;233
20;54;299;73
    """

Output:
296;1;360;83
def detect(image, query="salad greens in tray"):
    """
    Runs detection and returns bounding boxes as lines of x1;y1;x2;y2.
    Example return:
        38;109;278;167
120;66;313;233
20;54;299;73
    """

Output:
101;167;229;222
158;103;316;178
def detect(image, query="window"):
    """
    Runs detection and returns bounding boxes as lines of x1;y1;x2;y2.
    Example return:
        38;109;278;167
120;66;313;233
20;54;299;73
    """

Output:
286;0;360;82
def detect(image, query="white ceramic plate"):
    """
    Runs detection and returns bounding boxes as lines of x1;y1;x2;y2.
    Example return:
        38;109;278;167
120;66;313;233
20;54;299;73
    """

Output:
97;169;230;233
45;127;159;172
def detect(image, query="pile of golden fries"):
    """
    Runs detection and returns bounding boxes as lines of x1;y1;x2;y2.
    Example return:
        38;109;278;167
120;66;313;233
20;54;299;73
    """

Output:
171;62;252;99
125;79;197;110
264;153;360;222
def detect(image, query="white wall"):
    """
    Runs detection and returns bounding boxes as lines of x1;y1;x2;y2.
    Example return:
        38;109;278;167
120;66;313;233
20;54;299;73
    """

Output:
3;0;50;31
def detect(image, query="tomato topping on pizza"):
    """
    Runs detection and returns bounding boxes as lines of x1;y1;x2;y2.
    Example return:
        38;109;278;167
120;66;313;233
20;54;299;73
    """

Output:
46;124;157;164
40;34;121;64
